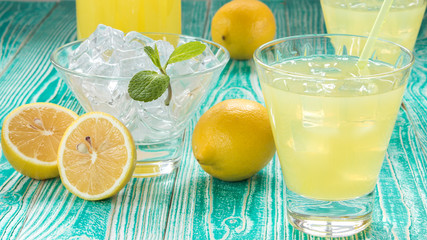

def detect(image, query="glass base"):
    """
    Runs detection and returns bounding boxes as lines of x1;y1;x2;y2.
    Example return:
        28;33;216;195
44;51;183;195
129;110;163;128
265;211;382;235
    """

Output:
132;132;185;178
286;188;374;237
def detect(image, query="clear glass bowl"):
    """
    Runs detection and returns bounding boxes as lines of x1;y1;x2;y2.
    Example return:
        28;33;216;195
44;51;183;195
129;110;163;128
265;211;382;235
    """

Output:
51;33;229;177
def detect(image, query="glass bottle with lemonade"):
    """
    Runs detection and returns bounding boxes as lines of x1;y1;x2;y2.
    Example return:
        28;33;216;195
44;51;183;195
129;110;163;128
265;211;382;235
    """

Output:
76;0;181;39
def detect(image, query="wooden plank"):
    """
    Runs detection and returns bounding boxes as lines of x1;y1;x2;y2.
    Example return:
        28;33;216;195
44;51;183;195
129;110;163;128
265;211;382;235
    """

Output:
182;0;209;38
394;20;427;239
284;0;326;37
0;170;40;240
0;1;55;73
401;38;427;150
375;109;427;239
0;4;80;121
389;23;427;238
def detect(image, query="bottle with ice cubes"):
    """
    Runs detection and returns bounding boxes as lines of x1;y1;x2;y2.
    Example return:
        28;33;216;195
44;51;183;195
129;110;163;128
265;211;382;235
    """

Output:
51;25;230;177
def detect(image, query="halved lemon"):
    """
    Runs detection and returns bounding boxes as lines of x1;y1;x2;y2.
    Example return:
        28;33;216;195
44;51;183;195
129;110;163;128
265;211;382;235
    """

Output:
57;112;136;201
1;102;78;180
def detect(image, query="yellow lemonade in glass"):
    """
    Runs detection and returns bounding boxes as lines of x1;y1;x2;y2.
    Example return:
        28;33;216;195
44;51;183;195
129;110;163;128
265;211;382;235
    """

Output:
260;56;406;201
254;34;414;237
321;0;426;50
76;0;181;39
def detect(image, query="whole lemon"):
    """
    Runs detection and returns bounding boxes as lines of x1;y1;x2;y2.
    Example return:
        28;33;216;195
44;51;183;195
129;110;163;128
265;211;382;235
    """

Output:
211;0;276;60
192;99;276;181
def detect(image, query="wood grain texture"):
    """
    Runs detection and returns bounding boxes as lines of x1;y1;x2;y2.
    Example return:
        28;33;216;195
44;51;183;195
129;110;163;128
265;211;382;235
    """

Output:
375;109;427;239
0;1;55;73
0;0;426;239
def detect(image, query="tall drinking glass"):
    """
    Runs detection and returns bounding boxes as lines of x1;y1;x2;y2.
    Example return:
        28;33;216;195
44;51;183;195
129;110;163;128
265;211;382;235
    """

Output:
254;34;414;237
321;0;426;51
76;0;182;39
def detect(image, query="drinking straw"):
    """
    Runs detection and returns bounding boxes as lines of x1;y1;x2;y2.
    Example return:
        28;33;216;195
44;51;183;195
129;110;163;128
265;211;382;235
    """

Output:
357;0;394;68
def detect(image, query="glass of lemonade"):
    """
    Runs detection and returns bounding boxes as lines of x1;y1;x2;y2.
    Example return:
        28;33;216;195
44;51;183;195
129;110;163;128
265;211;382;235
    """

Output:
76;0;181;39
321;0;426;51
254;34;414;237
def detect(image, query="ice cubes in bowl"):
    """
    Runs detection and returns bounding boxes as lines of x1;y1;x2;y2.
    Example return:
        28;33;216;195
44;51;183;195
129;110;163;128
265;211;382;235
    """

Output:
51;24;229;144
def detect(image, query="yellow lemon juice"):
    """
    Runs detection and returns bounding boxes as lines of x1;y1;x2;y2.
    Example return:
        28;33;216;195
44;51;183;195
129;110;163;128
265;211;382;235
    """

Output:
321;0;426;50
260;56;405;201
76;0;181;39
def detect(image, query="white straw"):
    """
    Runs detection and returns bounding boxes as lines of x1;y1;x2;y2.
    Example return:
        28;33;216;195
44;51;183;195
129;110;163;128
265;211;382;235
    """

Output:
357;0;394;68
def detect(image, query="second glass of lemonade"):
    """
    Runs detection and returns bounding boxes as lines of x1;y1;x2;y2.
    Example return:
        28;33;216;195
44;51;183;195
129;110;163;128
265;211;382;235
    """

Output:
321;0;426;50
76;0;181;39
254;34;414;237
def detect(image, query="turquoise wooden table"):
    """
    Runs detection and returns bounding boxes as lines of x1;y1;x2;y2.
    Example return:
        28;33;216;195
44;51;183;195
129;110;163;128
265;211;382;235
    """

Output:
0;0;427;239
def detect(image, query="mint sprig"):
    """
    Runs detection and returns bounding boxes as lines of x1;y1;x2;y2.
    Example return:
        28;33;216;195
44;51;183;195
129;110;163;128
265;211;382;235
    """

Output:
128;41;206;106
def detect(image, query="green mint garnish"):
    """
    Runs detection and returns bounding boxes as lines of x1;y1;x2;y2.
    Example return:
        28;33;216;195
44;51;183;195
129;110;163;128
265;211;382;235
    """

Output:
165;42;208;68
144;45;163;71
128;71;170;102
128;41;206;106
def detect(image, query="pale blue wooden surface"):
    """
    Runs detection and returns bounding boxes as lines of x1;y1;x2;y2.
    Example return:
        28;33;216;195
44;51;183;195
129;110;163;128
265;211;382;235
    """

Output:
0;0;426;239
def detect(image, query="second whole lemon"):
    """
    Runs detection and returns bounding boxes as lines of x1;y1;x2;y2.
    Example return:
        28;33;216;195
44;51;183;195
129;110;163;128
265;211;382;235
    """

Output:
211;0;276;60
192;99;276;181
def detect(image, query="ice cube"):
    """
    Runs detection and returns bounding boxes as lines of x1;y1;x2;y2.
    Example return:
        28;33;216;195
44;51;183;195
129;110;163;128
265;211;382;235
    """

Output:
168;60;195;76
68;24;221;80
71;40;90;60
124;31;154;50
69;25;125;73
70;52;92;73
138;91;174;126
119;55;157;77
302;81;324;94
87;24;125;48
189;57;202;72
358;82;379;95
173;88;192;107
201;44;221;68
109;48;145;64
88;61;120;77
310;67;341;77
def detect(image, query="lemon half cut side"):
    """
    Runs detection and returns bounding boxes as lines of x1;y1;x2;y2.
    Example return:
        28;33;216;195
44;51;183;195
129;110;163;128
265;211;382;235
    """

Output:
1;102;78;180
57;112;136;201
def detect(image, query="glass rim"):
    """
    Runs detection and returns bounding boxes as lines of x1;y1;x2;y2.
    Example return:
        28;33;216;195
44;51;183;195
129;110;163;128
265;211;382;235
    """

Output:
50;32;230;80
253;33;415;80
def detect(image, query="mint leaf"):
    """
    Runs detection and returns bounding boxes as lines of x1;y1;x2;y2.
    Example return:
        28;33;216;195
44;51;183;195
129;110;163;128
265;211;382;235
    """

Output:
144;46;162;70
128;70;170;102
129;41;206;104
166;42;206;67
